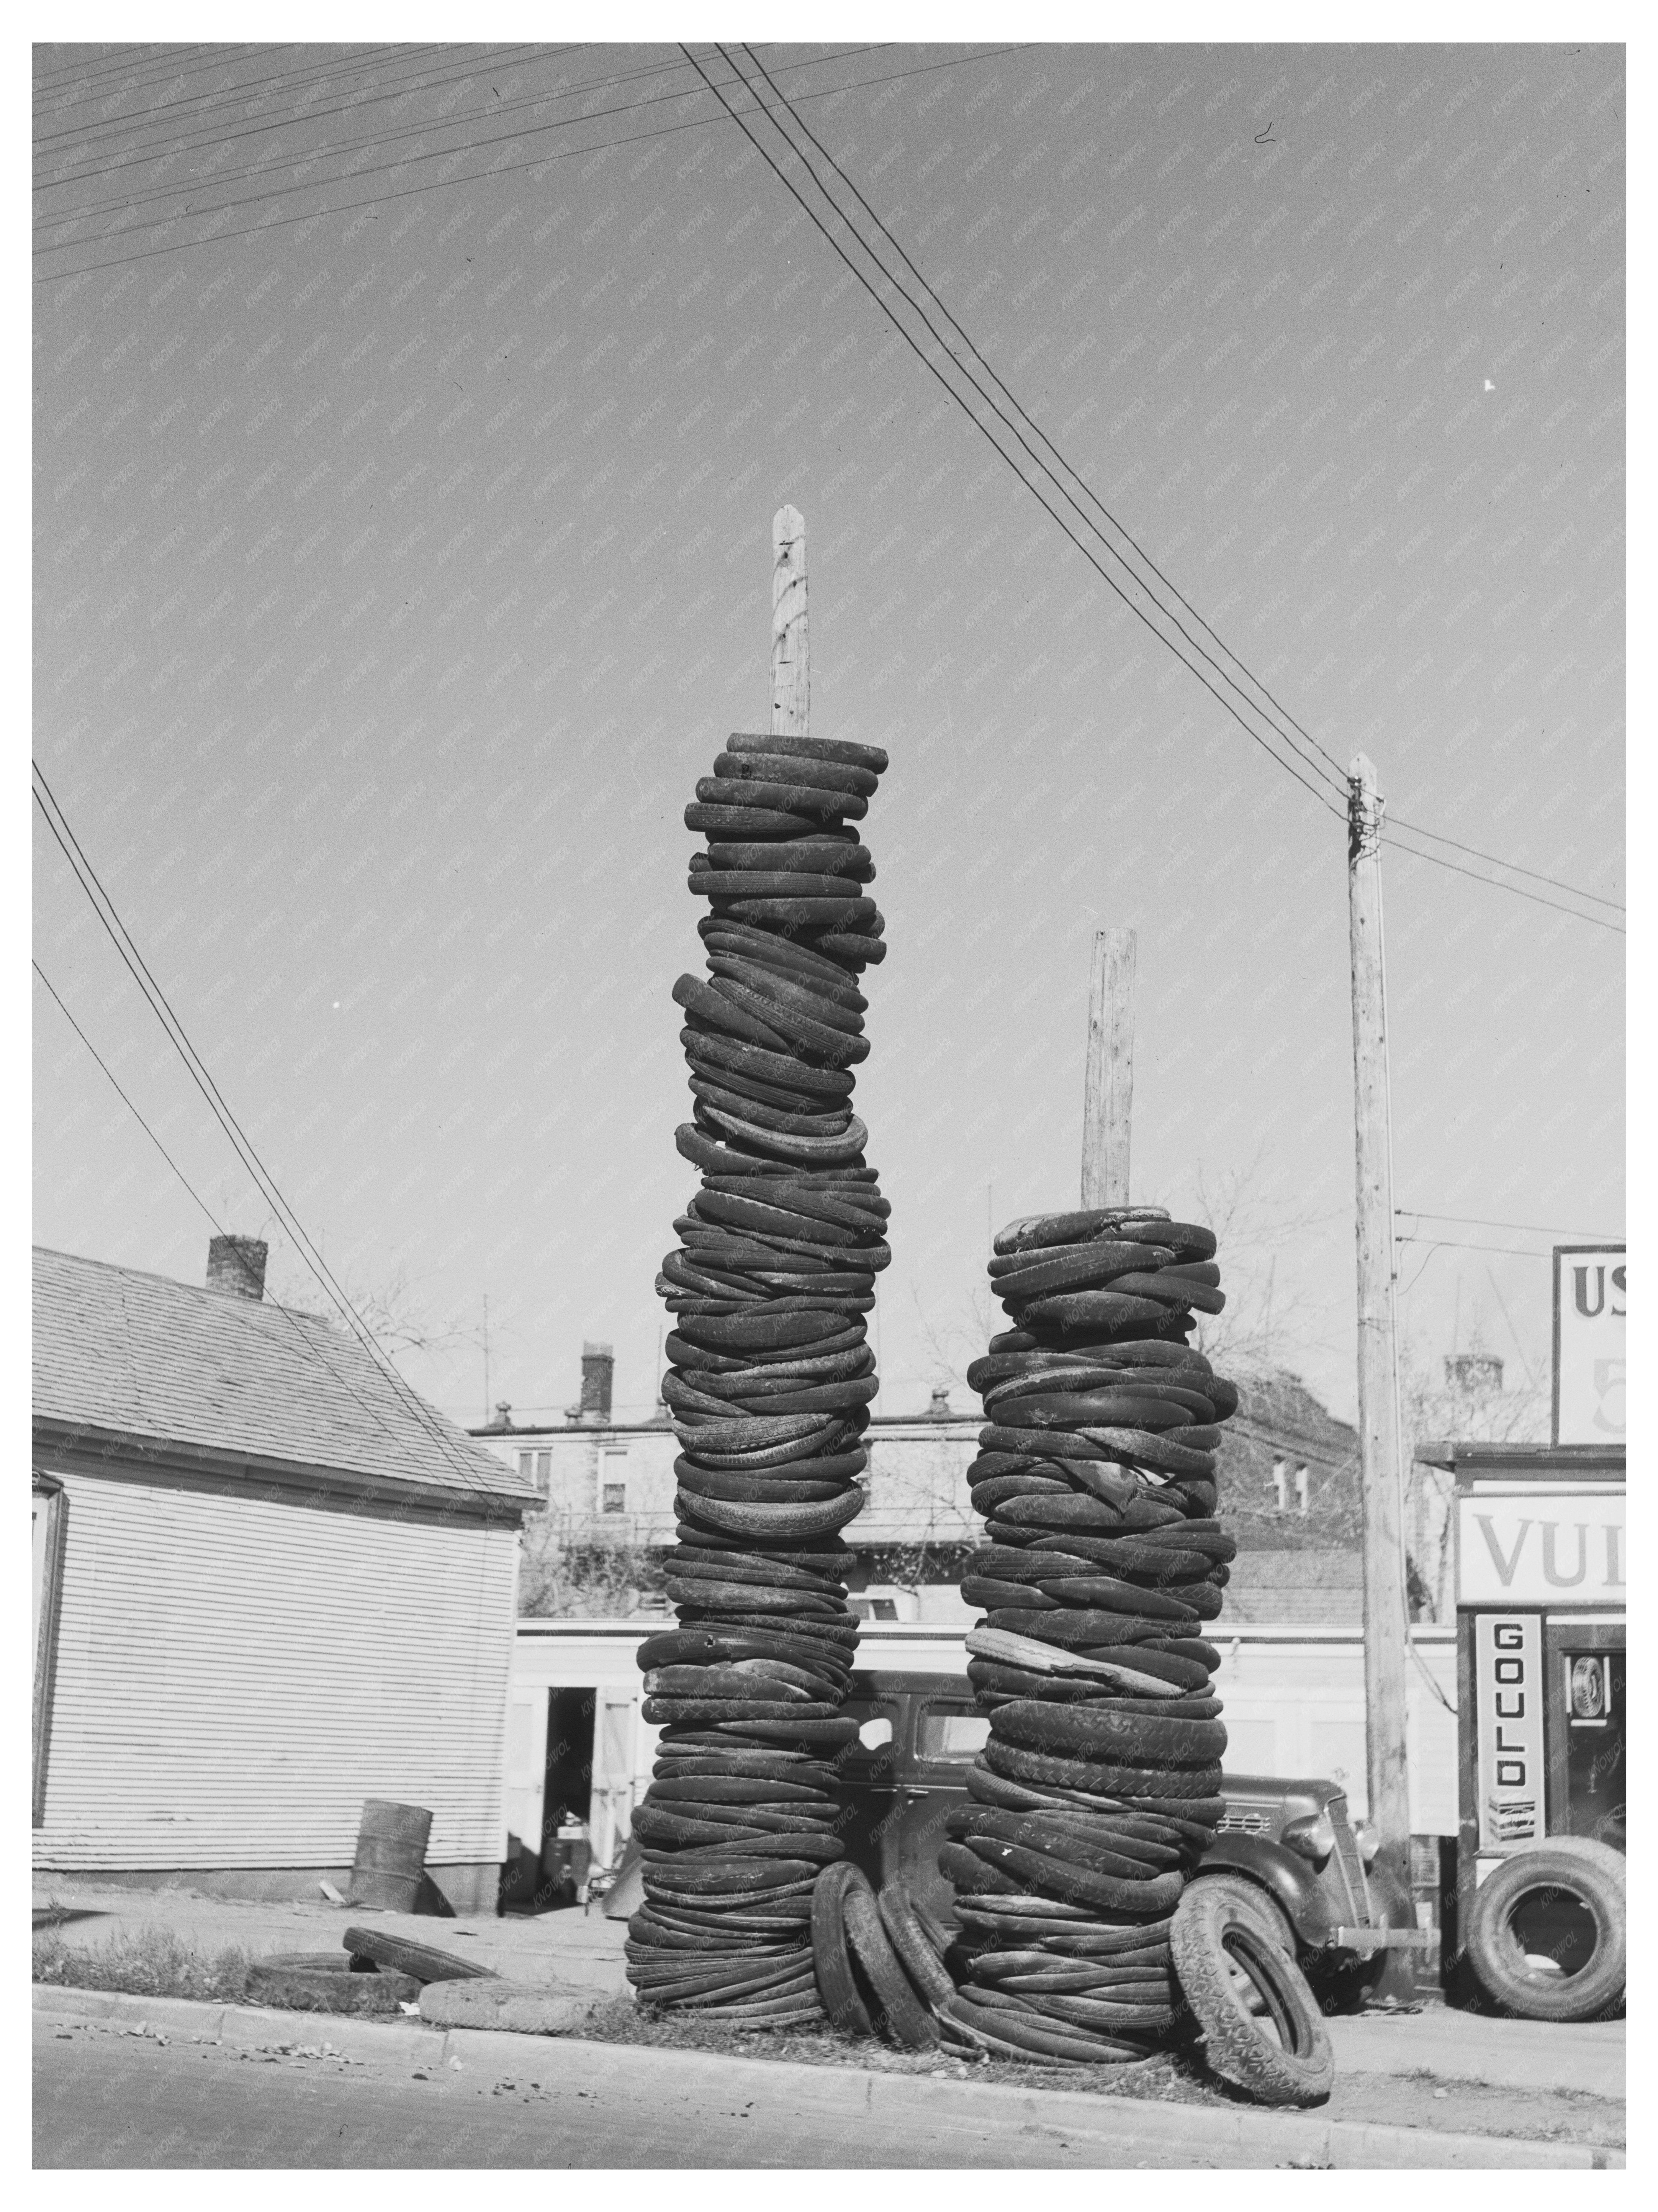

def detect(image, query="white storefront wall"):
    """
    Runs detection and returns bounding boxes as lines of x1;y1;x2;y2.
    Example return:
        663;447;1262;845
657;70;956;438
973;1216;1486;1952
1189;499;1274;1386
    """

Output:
511;1617;1460;1864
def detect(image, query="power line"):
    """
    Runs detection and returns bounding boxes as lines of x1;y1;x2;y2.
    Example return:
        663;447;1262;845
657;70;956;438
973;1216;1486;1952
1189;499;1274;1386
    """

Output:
683;42;1346;821
1380;830;1625;932
35;44;687;214
1396;1210;1622;1240
1385;815;1623;913
1395;1235;1563;1262
33;43;231;96
738;39;1352;800
36;44;835;242
33;45;1023;283
34;41;460;152
724;43;1623;931
32;765;505;1506
30;951;475;1475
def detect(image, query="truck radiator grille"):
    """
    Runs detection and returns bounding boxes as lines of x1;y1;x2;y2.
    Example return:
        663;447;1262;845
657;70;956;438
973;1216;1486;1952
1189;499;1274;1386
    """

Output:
1331;1815;1369;1926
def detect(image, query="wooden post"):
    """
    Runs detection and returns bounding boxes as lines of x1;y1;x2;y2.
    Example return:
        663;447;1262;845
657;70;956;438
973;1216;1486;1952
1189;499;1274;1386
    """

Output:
771;505;808;737
1347;752;1412;1879
1082;928;1136;1207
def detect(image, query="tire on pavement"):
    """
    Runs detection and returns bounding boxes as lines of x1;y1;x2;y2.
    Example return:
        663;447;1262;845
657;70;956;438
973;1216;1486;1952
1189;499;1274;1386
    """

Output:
342;1926;497;1984
1170;1876;1334;2107
840;1875;937;2047
877;1881;957;2012
810;1861;874;2037
1463;1837;1627;2023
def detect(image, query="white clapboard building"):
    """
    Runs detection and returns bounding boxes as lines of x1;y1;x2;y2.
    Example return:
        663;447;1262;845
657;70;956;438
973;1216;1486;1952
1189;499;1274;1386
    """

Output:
31;1240;537;1911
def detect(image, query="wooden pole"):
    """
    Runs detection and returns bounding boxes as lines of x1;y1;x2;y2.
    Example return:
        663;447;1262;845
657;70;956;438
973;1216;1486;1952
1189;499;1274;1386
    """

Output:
771;505;808;737
1082;928;1136;1208
1347;752;1412;1878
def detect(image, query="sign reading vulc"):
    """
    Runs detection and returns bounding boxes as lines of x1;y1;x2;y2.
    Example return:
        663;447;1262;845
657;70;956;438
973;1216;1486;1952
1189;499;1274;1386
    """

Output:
1457;1488;1625;1607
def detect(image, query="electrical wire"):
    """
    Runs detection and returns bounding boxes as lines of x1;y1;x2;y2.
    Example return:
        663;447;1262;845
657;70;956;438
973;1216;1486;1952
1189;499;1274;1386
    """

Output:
1387;816;1624;912
33;45;1023;283
30;951;480;1482
35;45;703;215
34;44;574;213
33;767;509;1507
33;43;233;97
737;39;1352;800
37;46;827;242
1397;1209;1622;1240
34;42;462;153
727;42;1622;931
685;42;1346;820
1379;830;1625;932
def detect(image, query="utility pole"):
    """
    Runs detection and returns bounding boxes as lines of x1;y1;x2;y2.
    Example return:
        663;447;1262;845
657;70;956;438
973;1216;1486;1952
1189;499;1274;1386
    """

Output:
1347;753;1412;1879
1082;927;1136;1205
771;504;809;737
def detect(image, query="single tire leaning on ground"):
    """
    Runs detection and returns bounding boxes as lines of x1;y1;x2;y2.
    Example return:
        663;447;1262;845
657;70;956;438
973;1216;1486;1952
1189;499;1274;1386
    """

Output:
1170;1876;1334;2108
810;1861;875;2037
342;1926;498;1984
1464;1837;1627;2023
840;1875;938;2048
877;1881;958;2012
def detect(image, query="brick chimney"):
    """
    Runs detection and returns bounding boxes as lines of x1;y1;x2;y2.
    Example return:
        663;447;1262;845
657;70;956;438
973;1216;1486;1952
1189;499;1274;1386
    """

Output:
578;1341;614;1423
206;1234;267;1302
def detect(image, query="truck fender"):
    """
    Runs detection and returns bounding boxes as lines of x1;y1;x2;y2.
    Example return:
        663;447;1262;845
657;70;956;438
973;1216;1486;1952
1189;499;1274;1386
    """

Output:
1191;1834;1338;1950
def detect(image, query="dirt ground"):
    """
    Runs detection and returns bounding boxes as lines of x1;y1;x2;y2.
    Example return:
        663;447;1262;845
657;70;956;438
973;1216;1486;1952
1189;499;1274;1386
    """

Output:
33;1877;1624;2156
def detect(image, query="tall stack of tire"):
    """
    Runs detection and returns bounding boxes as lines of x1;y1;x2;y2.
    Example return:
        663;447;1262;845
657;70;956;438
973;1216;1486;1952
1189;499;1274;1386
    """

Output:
625;730;890;2026
942;1204;1241;2067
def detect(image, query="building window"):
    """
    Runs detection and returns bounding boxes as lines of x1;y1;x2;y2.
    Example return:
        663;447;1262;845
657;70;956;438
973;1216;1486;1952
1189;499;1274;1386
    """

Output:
1296;1465;1310;1515
32;1474;67;1829
535;1450;550;1485
517;1450;533;1481
1272;1458;1288;1511
602;1483;626;1514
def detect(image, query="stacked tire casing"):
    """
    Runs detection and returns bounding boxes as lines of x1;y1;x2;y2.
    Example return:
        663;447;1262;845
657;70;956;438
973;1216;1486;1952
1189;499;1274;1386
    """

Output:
625;730;891;2025
943;1204;1240;2067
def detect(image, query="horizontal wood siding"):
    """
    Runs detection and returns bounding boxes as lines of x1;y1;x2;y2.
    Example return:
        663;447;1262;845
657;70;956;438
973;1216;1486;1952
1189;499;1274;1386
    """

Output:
33;1463;519;1870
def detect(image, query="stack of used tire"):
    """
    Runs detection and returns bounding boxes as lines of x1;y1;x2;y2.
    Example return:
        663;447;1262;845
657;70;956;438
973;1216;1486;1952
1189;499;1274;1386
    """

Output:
624;730;890;2027
942;1204;1240;2068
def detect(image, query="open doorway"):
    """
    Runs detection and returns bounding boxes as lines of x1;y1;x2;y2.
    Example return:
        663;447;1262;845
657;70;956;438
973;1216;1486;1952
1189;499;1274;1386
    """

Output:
541;1685;597;1909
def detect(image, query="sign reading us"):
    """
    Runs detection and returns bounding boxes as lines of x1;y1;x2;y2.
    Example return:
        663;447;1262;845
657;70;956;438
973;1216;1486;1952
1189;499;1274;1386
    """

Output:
1457;1489;1625;1607
1553;1243;1625;1446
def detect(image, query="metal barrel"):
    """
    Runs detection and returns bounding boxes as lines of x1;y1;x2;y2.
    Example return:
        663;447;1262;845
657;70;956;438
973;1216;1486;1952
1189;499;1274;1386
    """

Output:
345;1797;433;1911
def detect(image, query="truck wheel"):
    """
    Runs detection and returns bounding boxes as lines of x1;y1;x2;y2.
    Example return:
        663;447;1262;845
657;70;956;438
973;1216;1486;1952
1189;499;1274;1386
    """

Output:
1171;1878;1334;2107
1465;1839;1626;2022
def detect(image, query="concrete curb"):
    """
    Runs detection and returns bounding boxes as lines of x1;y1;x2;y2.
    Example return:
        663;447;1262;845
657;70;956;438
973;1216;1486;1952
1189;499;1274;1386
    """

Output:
33;1985;1624;2169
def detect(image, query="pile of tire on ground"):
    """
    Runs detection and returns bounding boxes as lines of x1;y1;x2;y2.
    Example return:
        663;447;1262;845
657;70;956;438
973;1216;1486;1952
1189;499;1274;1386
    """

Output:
942;1203;1240;2066
624;729;890;2027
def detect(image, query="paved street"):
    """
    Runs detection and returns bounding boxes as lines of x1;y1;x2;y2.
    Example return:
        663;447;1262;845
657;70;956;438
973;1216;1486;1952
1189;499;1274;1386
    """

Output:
34;2004;1624;2169
33;2015;1218;2169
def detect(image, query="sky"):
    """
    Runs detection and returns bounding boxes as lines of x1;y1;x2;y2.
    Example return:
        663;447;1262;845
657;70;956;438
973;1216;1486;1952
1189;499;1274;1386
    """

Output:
31;35;1625;1430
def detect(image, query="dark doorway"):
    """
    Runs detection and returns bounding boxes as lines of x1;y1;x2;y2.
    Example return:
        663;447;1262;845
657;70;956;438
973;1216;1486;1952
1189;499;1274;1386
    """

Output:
542;1686;597;1909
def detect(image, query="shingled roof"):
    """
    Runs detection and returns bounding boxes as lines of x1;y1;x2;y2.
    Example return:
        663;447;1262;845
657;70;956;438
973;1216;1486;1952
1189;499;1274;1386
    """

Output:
32;1247;534;1509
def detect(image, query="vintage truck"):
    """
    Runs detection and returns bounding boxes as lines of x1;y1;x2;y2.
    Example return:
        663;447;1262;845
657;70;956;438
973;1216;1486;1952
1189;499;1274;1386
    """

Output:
834;1669;1432;2007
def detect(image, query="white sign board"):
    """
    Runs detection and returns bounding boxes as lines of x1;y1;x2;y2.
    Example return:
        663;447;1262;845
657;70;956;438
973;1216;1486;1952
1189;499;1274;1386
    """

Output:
1553;1244;1625;1446
1457;1488;1625;1607
1473;1614;1544;1850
